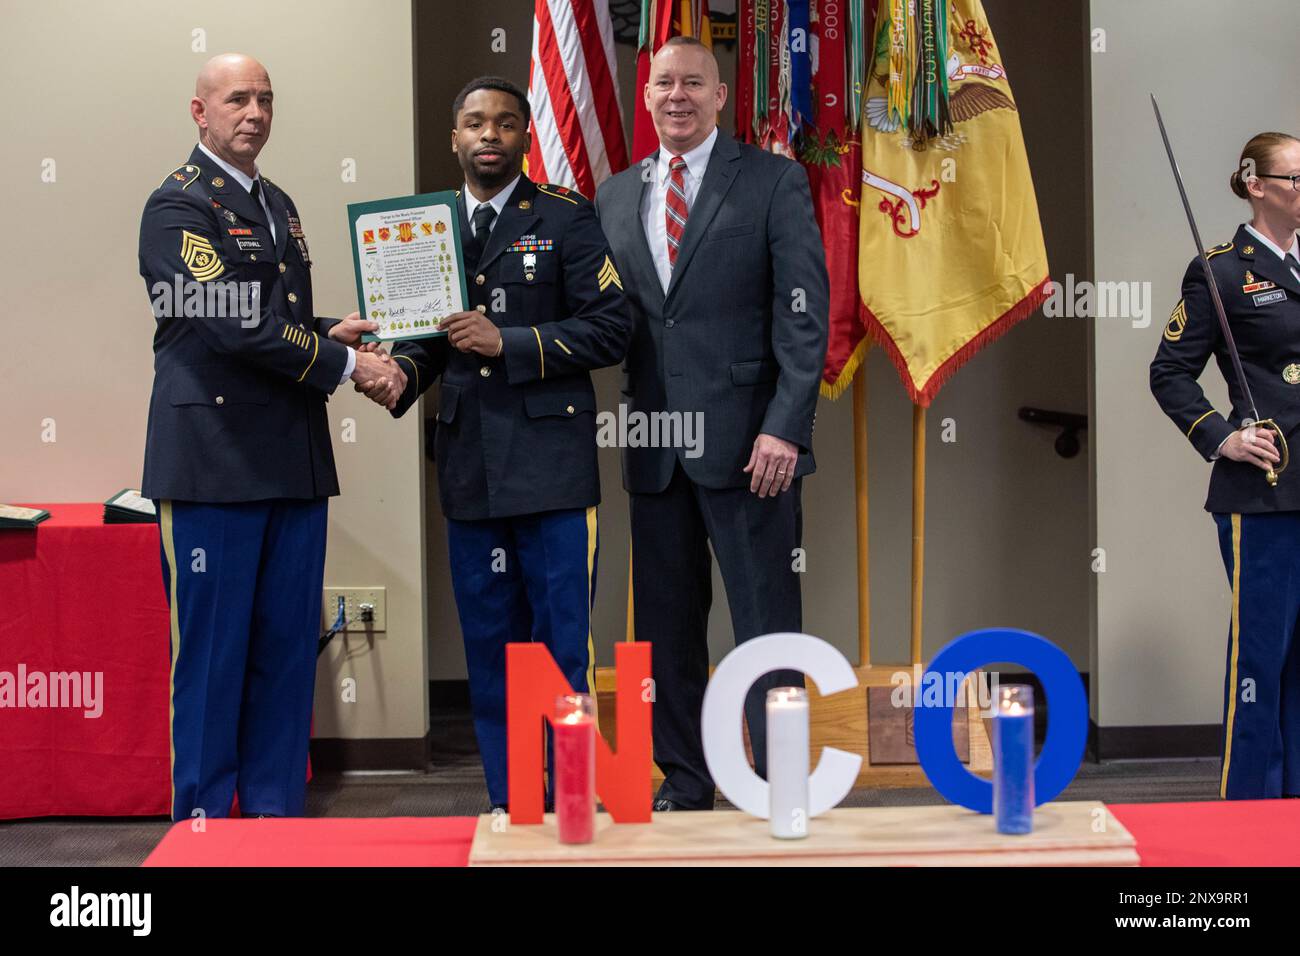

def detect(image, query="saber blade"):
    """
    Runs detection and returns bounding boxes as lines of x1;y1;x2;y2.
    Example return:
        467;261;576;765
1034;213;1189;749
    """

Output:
1151;94;1261;423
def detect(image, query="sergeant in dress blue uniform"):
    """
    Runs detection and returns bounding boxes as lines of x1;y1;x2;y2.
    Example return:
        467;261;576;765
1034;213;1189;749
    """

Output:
363;77;632;809
1150;131;1300;800
139;54;404;821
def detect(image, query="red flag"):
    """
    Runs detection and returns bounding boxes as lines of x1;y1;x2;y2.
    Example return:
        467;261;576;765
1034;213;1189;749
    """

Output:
632;0;713;163
526;0;629;198
805;137;864;396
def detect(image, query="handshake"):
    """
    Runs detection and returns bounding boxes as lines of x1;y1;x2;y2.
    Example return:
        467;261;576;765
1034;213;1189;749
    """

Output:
327;313;407;410
327;309;508;410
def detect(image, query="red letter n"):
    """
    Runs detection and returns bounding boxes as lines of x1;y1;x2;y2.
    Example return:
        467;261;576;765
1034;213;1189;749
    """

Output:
506;641;651;824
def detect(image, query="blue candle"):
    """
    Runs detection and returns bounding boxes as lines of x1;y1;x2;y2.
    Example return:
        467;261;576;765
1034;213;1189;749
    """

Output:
994;685;1034;834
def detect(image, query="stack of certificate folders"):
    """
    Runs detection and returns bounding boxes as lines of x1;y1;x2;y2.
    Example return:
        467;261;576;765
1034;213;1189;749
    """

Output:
104;489;156;525
0;504;50;530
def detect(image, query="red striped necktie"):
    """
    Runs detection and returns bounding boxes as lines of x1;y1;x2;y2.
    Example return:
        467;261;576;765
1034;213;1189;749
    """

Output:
665;155;689;268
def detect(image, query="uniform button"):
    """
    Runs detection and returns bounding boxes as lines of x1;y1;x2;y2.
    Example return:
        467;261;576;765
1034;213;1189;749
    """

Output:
278;263;287;274
287;292;298;303
250;254;257;261
480;366;491;378
476;274;486;286
476;304;487;313
665;319;676;328
215;396;225;405
566;404;575;415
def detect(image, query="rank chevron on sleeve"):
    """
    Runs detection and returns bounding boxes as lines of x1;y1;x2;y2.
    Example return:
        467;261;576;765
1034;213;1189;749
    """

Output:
180;230;225;282
597;254;622;292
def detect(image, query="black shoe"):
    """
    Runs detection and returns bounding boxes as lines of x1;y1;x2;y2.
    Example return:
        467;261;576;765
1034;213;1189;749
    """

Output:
489;803;508;814
653;798;682;811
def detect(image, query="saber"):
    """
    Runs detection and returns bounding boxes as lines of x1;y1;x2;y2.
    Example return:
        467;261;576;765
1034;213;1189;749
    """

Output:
1151;94;1288;485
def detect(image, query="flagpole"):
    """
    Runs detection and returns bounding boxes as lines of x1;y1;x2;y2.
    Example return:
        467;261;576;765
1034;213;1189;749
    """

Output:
910;405;926;664
625;545;634;642
853;373;871;667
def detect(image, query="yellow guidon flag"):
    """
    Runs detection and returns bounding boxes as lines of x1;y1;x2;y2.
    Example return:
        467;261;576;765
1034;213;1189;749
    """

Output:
858;0;1050;406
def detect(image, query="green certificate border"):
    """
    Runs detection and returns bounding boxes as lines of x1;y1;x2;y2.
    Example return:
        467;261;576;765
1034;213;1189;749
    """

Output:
347;191;467;343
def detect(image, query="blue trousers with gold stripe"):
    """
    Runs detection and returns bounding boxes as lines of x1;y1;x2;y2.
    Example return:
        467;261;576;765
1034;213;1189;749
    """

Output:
1213;512;1300;799
158;498;328;821
446;507;598;807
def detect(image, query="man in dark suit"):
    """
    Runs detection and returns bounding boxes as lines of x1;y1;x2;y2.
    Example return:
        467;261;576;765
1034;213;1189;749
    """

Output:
594;37;829;810
138;53;403;821
370;77;632;810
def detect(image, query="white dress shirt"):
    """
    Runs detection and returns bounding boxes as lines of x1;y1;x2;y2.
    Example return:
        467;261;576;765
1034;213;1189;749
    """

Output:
464;174;522;237
641;126;719;293
197;141;355;384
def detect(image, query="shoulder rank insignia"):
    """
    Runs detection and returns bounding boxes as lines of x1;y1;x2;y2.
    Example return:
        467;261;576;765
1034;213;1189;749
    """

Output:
597;254;622;292
181;230;225;282
538;183;582;205
1205;241;1233;260
160;164;199;190
1164;298;1186;342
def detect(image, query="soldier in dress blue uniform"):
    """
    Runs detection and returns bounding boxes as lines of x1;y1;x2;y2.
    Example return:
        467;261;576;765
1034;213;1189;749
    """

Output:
360;77;632;810
1150;131;1300;800
139;54;404;821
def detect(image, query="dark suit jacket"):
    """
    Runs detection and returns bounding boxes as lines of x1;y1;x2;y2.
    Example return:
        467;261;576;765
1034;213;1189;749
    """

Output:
1151;223;1300;513
138;146;348;502
389;176;633;520
594;131;829;493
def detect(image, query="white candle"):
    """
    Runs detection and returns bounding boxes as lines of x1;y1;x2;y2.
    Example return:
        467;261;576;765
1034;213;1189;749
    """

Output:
766;687;810;839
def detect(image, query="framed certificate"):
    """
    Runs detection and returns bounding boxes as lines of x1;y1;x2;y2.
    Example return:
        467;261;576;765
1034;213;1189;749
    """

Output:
347;191;469;343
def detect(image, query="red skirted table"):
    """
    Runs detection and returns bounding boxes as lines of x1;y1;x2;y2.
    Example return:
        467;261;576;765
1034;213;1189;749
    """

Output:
0;504;171;819
141;800;1300;867
144;817;479;867
1108;800;1300;866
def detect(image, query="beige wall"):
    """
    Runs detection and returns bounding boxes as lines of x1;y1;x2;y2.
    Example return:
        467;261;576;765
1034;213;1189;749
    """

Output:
1090;0;1300;727
0;0;426;741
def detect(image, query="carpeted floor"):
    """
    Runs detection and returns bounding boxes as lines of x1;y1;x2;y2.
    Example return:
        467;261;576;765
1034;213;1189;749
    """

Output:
0;705;1222;867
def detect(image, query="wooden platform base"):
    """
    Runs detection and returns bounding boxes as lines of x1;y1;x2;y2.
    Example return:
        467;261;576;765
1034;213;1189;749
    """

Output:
468;801;1138;867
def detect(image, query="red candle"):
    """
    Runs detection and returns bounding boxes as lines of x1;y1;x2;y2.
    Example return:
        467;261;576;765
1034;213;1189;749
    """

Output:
554;694;595;844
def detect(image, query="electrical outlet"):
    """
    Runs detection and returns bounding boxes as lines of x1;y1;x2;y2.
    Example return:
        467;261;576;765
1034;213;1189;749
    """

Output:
322;587;387;633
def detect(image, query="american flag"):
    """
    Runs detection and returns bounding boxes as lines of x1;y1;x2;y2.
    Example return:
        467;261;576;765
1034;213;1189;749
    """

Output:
525;0;629;198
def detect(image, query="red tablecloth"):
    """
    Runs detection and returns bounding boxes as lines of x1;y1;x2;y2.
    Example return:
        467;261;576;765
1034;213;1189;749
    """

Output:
143;817;479;867
141;800;1300;867
1109;800;1300;866
0;504;171;819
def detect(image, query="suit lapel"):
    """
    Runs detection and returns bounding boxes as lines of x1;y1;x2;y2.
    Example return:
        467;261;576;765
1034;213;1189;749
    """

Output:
473;178;539;275
624;155;663;302
664;132;741;304
1238;226;1300;299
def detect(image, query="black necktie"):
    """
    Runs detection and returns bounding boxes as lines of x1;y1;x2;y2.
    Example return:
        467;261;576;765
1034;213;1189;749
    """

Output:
469;203;497;270
249;180;270;231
